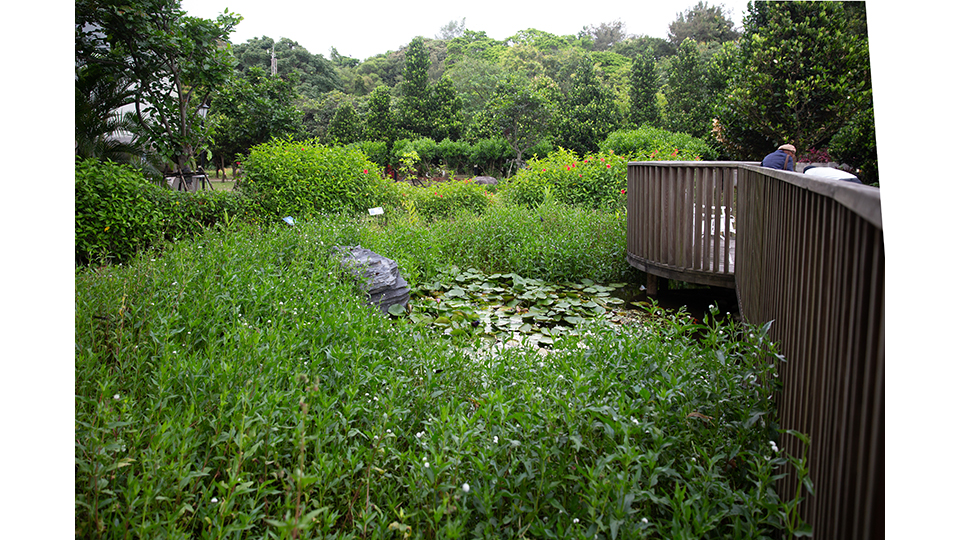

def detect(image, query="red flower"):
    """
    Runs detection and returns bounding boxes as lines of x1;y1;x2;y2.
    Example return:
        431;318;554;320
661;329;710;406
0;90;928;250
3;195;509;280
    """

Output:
566;166;570;171
600;158;605;162
363;169;368;174
620;189;626;194
607;164;611;168
542;168;547;172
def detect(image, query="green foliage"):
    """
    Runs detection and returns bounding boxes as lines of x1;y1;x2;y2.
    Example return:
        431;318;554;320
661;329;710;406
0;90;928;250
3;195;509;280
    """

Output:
628;53;659;128
504;147;629;209
239;138;400;219
661;38;729;139
75;158;163;265
718;1;872;156
667;1;741;46
347;140;390;169
232;36;342;100
829;106;879;185
600;126;719;161
473;76;557;167
437;138;473;174
364;85;396;146
556;59;622;155
396;180;491;222
327;101;363;144
429;76;466;141
469;137;514;177
75;216;809;537
76;0;242;172
398;36;433;138
208;66;303;168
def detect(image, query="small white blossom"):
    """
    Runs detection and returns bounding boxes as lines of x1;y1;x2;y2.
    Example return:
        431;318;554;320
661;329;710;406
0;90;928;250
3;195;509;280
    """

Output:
493;436;498;444
113;394;120;400
211;497;219;504
462;483;470;493
641;517;648;524
573;518;580;524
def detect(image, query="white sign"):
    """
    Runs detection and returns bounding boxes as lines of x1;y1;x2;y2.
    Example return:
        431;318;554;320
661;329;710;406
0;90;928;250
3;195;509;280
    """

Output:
368;207;384;216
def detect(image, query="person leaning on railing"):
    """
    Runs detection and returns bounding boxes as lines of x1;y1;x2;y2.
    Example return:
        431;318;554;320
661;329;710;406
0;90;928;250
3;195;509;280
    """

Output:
761;144;797;171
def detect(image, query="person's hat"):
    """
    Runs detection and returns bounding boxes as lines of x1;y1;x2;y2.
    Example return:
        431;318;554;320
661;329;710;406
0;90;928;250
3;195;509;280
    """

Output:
778;144;797;153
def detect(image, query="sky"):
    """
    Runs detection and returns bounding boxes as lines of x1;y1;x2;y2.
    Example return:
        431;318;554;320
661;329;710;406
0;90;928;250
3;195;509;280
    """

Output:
180;0;752;60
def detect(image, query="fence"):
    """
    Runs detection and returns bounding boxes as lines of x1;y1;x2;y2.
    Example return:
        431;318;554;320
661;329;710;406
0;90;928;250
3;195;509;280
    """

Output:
627;162;884;539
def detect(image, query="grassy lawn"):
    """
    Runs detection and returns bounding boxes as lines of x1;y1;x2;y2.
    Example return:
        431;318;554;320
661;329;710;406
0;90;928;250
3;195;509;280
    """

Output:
75;206;810;539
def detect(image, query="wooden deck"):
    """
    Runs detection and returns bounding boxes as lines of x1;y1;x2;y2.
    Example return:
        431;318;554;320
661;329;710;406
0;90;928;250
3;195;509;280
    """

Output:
626;161;884;540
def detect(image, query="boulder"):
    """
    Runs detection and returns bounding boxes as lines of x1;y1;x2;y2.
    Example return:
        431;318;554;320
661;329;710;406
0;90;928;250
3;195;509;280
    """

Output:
336;246;409;314
473;176;498;185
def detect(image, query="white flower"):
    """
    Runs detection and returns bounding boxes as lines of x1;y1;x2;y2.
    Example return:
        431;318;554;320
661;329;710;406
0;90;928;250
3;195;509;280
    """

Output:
462;483;470;493
573;518;580;524
641;517;648;524
493;436;498;444
211;497;219;503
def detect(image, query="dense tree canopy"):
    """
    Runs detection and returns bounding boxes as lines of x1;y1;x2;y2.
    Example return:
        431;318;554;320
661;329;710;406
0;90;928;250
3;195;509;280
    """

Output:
77;0;880;184
716;0;872;158
668;1;741;45
76;0;240;172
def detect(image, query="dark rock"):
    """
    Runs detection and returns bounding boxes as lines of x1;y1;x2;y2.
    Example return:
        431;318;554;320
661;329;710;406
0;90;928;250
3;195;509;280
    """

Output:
473;176;498;185
336;246;410;314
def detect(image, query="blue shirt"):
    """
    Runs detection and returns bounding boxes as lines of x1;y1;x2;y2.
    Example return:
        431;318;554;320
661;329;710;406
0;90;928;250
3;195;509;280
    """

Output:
761;149;795;171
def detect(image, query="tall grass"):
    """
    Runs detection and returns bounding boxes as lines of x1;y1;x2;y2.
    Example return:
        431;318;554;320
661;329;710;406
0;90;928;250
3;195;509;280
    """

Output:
75;216;810;538
319;199;638;286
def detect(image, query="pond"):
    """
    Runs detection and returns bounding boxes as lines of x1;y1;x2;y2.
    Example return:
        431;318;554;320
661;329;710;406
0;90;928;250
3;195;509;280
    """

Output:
398;266;739;346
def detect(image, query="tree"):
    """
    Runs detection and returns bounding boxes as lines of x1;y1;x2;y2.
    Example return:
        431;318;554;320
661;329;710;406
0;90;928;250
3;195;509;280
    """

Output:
75;62;145;166
628;52;658;127
474;76;556;166
436;18;466;40
668;1;740;46
661;38;719;138
716;1;872;157
397;36;433;138
579;20;629;51
556;58;621;155
365;85;396;145
76;0;241;173
232;37;342;100
328;101;363;144
429;76;465;141
207;66;302;173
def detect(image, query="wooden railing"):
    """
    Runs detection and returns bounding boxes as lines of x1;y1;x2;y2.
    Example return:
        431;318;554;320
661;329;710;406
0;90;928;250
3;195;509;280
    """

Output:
627;162;884;539
626;162;748;291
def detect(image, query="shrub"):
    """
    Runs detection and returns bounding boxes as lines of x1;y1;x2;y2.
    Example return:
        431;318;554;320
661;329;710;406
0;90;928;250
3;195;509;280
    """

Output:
148;188;251;241
347;140;389;169
75;157;164;265
829;107;878;185
470;136;513;177
395;179;491;222
239;138;400;220
437;137;472;175
600;125;719;161
503;148;629;209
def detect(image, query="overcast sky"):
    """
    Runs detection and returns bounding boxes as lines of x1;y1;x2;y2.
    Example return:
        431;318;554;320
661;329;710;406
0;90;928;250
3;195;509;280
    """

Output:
180;0;751;60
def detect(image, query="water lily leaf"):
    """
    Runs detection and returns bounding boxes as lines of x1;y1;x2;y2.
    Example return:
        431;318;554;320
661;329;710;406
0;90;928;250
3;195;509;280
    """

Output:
564;316;585;325
388;304;407;317
519;323;532;333
446;287;466;298
434;316;451;327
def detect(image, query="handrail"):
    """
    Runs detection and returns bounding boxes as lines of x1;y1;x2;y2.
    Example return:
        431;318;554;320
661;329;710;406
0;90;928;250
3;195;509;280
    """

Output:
626;161;884;539
627;161;753;289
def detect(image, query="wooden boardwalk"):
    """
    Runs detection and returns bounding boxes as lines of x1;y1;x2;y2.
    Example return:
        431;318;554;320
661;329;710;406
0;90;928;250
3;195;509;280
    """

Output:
627;161;883;540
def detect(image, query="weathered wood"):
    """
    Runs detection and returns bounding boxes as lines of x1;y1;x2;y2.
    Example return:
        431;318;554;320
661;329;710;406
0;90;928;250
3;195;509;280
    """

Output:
627;161;883;540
